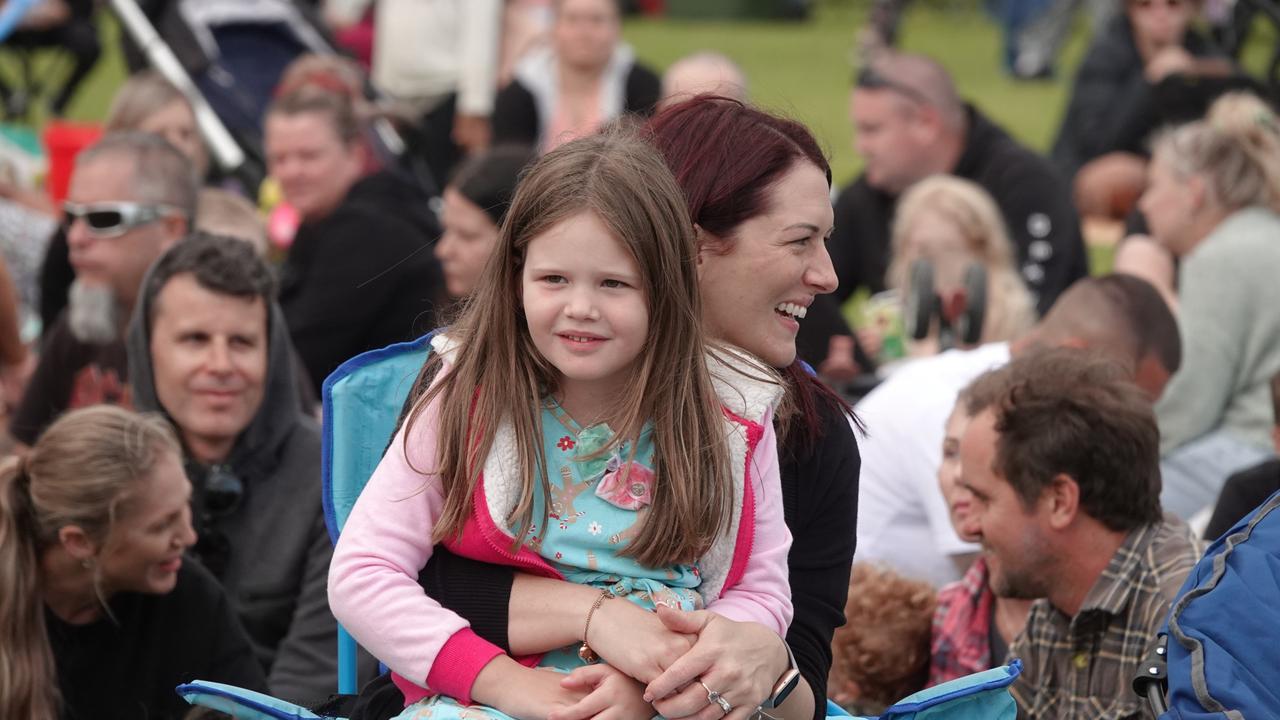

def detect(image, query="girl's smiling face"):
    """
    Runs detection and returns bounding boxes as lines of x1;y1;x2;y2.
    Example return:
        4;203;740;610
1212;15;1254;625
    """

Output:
521;210;649;414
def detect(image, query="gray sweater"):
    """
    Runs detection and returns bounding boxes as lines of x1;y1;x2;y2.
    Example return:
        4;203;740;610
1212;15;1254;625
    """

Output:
1157;207;1280;453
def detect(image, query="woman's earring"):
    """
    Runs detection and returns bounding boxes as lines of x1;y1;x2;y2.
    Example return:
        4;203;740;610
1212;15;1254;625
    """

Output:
81;558;94;570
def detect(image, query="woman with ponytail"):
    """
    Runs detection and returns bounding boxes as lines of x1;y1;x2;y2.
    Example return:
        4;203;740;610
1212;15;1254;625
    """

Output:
1138;91;1280;520
0;405;264;720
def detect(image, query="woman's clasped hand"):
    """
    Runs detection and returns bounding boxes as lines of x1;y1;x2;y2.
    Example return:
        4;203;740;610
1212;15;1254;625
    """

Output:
545;605;792;720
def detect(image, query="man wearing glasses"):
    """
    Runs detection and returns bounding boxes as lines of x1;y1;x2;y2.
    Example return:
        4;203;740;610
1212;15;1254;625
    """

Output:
821;51;1088;320
10;132;195;447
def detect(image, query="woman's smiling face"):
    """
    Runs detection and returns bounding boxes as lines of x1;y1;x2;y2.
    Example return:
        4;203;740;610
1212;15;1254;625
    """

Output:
696;161;837;367
98;449;197;596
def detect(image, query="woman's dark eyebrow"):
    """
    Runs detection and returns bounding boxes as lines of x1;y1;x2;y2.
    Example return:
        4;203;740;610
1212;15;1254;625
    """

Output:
782;222;822;234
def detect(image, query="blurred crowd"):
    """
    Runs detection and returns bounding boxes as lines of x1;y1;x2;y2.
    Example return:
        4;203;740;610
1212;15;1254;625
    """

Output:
1;0;1279;719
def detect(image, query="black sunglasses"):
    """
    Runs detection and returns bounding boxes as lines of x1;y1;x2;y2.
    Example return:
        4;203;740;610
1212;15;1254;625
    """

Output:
855;66;931;106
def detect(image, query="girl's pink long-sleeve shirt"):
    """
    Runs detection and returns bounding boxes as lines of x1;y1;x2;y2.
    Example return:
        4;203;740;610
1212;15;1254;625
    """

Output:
329;352;793;706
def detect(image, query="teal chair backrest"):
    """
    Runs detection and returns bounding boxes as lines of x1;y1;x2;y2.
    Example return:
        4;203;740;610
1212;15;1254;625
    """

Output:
174;661;1022;720
831;660;1022;720
321;331;437;693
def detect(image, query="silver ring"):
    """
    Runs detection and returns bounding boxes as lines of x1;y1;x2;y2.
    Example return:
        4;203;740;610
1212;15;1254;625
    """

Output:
699;680;733;715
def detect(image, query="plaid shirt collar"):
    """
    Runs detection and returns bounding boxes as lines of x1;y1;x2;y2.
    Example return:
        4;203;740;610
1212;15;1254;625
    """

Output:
1074;522;1159;621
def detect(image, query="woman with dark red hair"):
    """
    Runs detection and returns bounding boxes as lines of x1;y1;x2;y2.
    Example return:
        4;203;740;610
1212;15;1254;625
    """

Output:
638;93;861;720
351;96;860;720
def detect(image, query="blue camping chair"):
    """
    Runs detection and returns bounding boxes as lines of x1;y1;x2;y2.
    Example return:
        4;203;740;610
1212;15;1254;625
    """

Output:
321;330;438;694
176;663;1023;720
180;331;1024;720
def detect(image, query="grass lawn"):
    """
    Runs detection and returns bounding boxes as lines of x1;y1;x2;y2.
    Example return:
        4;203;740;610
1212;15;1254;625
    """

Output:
626;0;1279;184
625;0;1090;184
3;0;1276;187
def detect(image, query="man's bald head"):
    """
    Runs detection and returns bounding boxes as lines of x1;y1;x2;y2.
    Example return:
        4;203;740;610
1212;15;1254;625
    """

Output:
661;52;748;108
850;52;967;193
861;51;965;131
1020;274;1182;399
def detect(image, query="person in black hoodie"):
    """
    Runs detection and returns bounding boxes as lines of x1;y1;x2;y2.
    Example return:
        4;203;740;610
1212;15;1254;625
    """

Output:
826;51;1086;317
1052;0;1236;221
811;52;1087;379
126;233;349;705
266;85;445;394
1052;3;1226;178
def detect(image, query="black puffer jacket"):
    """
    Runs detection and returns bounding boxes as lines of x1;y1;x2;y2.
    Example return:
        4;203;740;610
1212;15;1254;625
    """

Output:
1051;14;1223;178
279;170;445;393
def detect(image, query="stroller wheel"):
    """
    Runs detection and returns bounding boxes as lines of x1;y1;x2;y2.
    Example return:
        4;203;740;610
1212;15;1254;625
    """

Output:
905;258;935;342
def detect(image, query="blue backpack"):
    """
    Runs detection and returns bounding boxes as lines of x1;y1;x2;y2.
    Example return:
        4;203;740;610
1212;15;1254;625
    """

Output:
1156;489;1280;717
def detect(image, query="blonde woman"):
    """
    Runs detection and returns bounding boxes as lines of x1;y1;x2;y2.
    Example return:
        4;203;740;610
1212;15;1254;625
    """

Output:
884;175;1036;358
105;70;209;180
0;405;264;720
1139;91;1280;519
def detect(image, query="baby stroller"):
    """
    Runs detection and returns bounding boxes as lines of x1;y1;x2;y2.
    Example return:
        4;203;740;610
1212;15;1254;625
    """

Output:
106;0;438;199
172;331;1024;720
1133;489;1280;716
0;0;101;121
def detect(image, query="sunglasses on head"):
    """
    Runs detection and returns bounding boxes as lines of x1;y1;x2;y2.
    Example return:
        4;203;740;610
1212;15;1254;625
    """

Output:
855;66;931;106
62;201;182;238
1130;0;1184;10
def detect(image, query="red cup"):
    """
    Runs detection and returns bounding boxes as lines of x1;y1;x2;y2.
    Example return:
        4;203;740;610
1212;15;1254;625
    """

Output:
43;120;103;204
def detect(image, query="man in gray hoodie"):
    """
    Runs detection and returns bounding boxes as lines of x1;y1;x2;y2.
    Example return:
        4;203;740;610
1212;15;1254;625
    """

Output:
125;232;339;705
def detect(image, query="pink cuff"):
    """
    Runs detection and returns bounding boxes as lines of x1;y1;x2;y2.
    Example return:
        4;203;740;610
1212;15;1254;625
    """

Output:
395;628;506;706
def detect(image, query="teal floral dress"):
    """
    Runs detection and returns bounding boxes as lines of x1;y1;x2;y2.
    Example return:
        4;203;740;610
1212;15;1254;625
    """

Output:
395;399;704;719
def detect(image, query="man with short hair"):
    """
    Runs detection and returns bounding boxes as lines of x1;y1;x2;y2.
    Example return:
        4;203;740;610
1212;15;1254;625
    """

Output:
11;132;196;445
125;232;341;704
827;51;1087;316
958;348;1201;719
855;274;1180;586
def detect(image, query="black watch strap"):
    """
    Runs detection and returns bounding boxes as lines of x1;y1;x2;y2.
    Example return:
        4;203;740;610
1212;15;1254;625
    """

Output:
760;641;801;709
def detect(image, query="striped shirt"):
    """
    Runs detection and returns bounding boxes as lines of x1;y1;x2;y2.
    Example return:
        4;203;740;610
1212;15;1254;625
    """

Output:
1009;516;1202;719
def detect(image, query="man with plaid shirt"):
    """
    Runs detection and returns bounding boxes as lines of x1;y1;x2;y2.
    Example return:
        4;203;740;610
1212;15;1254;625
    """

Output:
957;347;1202;719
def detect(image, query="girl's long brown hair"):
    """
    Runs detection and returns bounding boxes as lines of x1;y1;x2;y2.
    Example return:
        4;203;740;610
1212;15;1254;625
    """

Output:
406;126;737;567
0;406;179;720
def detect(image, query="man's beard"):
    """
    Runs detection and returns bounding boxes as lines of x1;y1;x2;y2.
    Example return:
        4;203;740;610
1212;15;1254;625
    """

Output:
67;280;122;345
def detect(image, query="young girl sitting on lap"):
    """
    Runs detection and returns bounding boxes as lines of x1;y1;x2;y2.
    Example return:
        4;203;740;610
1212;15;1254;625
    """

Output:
328;127;793;720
